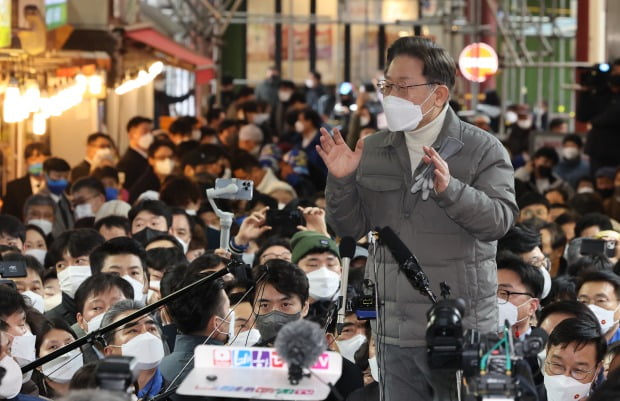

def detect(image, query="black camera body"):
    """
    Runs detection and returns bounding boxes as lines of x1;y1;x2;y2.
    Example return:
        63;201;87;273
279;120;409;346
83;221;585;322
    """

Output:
426;298;542;401
265;209;305;238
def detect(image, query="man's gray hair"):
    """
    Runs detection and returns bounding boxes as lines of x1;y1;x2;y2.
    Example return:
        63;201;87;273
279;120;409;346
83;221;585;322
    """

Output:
23;194;56;220
100;299;145;346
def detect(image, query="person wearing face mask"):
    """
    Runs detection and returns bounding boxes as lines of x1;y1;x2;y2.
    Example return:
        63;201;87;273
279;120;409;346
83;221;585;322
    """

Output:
3;253;45;314
272;80;296;137
292;108;327;190
227;293;260;347
3;143;50;220
89;237;150;303
335;312;369;363
23;224;49;265
45;229;105;325
39;157;74;239
71;274;133;363
100;300;167;400
505;104;535;165
251;259;363;400
515;146;574;198
160;273;230;401
553;135;590;190
117;116;154;190
577;59;620;176
577;271;620;344
30;319;82;399
128;200;172;246
70;177;106;223
128;139;176;204
71;133;116;182
168;209;192;255
318;37;518;400
181;144;230;189
290;231;342;324
539;317;606;401
305;70;325;112
22;195;55;239
499;224;554;300
91;167;130;203
168;116;199;146
231;152;297;202
593;166;616;201
0;323;47;401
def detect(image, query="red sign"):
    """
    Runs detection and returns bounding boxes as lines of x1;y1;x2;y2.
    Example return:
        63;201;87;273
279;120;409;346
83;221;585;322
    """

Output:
458;43;499;83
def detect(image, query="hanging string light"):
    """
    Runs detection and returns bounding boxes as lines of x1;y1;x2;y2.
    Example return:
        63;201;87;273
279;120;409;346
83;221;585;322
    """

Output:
115;61;164;95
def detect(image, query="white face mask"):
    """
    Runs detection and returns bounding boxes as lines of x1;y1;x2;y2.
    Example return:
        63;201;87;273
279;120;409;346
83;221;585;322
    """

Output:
294;120;305;134
11;331;36;367
120;332;165;371
185;208;197;216
505;110;518;125
368;356;379;382
517;118;533;130
42;348;83;384
278;90;292;102
543;371;593;401
74;203;94;220
174;235;189;254
562;147;579;160
24;248;46;266
22;290;44;313
154;158;175;176
253;113;270;125
306;267;341;301
0;355;22;399
588;304;619;334
92;147;115;167
57;265;92;298
305;79;315;89
27;219;52;236
336;334;367;362
149;280;161;292
137;132;154;150
382;88;436;132
360;116;371;127
44;293;62;312
229;328;262;347
540;266;551;300
122;275;145;302
85;312;105;333
497;298;532;332
537;349;547;368
191;129;202;141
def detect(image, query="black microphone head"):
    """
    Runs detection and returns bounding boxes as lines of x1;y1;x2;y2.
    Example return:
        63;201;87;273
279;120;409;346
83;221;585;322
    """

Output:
275;319;326;368
378;226;409;265
339;237;357;260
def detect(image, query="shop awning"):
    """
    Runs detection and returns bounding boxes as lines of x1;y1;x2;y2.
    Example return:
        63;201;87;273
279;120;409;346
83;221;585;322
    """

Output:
125;27;215;84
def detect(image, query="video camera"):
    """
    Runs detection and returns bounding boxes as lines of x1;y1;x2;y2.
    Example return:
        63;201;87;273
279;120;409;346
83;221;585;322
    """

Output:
426;297;543;401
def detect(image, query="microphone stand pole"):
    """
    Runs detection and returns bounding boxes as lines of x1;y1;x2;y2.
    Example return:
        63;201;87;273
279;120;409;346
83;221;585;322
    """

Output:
21;264;233;373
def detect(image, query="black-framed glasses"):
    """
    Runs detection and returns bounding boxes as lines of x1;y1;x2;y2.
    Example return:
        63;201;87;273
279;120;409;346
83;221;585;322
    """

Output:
545;359;596;381
376;80;440;95
497;289;534;305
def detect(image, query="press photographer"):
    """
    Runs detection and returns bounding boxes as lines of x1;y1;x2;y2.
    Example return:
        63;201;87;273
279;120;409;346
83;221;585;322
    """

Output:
576;59;620;174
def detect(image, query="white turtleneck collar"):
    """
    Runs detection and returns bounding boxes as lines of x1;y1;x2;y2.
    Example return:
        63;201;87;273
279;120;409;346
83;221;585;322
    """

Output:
404;102;449;176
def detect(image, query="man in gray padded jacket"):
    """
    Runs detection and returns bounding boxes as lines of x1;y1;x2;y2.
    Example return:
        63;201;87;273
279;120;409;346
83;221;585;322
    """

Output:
317;37;518;400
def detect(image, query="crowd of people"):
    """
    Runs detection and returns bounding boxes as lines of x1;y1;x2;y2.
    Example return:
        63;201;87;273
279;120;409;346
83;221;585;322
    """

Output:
0;52;619;401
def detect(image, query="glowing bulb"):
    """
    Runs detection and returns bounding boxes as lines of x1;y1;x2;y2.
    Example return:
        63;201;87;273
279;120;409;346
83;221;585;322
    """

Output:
149;61;164;76
23;81;41;113
32;113;46;135
88;75;103;95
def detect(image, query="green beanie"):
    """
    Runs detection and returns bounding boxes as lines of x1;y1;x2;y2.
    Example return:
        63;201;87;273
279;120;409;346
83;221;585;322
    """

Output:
291;231;340;264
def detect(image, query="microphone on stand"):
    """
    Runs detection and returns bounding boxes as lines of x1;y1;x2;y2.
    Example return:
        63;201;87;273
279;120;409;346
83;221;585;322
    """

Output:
336;237;357;335
378;226;438;303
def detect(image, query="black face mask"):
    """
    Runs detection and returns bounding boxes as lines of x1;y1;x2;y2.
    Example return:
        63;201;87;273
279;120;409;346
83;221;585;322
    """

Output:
132;227;168;246
537;166;552;178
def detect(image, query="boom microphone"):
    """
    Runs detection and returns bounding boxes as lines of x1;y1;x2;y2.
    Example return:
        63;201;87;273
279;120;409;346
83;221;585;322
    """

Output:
378;226;438;303
337;237;357;334
275;319;326;385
